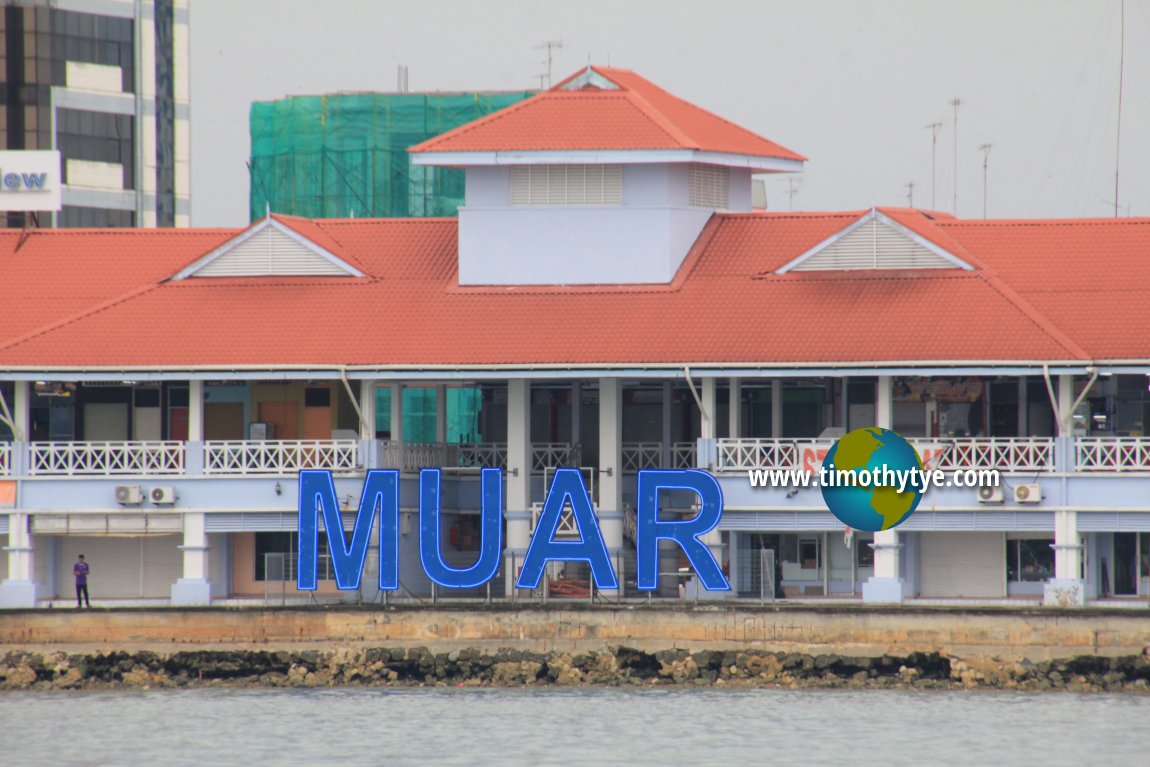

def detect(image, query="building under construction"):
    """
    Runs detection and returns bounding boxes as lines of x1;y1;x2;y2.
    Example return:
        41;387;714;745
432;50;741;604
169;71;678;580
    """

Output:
248;91;533;222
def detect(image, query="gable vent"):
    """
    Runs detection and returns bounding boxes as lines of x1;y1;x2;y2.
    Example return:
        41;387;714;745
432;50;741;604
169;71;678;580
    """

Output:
789;216;962;272
174;218;363;280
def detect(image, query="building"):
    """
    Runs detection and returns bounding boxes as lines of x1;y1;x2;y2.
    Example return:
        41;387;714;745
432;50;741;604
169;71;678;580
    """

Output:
0;0;190;227
249;90;534;222
1;66;1148;609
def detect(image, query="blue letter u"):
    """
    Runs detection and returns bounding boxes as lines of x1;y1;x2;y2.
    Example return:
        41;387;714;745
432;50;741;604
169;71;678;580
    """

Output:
419;468;504;589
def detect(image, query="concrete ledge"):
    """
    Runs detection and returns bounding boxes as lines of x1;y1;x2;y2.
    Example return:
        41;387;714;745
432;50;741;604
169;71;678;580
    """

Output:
1;604;1149;659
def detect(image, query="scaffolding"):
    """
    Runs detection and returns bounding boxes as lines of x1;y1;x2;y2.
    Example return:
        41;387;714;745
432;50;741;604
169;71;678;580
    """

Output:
248;91;534;222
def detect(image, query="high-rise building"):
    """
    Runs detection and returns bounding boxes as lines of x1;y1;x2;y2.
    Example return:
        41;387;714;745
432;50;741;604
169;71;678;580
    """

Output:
0;0;189;227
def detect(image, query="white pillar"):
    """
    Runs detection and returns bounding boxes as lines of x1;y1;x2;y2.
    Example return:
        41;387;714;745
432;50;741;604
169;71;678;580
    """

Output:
389;384;404;443
599;378;624;595
862;375;905;603
505;379;531;596
171;512;212;605
1044;509;1085;606
359;381;376;441
1057;374;1074;437
188;380;204;442
700;377;717;440
12;380;29;441
0;513;37;607
435;385;447;444
728;378;742;439
771;378;782;438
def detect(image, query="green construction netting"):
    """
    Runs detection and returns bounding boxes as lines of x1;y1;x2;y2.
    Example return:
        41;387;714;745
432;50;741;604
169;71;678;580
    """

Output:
249;92;534;221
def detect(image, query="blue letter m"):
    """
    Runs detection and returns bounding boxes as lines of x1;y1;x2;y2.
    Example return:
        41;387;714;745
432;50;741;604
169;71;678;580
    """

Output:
298;470;399;590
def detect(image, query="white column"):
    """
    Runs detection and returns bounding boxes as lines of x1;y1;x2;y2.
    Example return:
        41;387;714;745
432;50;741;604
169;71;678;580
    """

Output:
359;381;376;441
435;385;447;444
862;375;905;603
599;377;624;595
188;380;204;442
171;512;212;605
728;378;742;439
771;378;782;438
0;513;37;607
700;377;717;440
1044;510;1085;606
505;379;531;596
13;380;29;441
1057;374;1074;437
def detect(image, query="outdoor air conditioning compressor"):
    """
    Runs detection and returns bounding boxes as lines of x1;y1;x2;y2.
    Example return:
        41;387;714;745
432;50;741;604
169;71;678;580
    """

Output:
976;484;1004;503
115;485;143;505
150;486;177;505
1014;483;1043;503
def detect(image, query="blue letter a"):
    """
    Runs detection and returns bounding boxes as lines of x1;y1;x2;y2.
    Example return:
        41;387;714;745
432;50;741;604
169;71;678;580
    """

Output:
420;468;503;589
636;469;729;591
298;470;399;590
517;468;617;590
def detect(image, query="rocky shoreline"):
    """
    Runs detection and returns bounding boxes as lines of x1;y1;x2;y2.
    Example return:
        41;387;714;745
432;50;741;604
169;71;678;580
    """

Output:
4;647;1150;693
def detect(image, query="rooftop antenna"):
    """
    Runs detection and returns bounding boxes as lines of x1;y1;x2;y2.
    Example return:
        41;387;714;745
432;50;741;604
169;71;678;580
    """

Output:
535;39;563;88
905;180;916;208
925;121;942;209
786;178;802;212
949;98;962;214
978;143;993;219
1113;0;1125;217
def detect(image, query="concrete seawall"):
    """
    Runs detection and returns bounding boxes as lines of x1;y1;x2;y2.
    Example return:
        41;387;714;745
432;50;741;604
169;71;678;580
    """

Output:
2;605;1148;659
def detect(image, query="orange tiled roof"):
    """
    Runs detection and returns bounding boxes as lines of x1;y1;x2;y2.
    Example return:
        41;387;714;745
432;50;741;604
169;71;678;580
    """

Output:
409;66;805;161
6;211;1146;370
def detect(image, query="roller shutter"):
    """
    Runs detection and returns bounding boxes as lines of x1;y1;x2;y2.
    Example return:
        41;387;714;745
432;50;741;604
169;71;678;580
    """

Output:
58;537;144;599
920;532;1005;598
141;535;182;598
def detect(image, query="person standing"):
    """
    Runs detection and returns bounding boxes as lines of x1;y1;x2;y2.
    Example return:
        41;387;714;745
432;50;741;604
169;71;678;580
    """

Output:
73;554;91;608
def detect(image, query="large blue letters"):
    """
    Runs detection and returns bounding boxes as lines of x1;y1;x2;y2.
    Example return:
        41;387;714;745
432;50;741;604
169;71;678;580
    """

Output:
419;468;504;589
636;469;729;591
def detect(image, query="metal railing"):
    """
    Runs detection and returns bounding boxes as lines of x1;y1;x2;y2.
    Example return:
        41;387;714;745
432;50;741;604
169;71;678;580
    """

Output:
912;438;1055;473
204;440;359;475
532;442;581;471
715;438;825;472
0;441;10;476
455;442;507;469
622;442;699;471
379;441;580;473
1075;437;1150;472
28;440;186;476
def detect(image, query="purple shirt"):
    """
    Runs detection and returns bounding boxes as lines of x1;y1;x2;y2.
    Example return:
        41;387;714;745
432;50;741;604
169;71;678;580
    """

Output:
73;562;89;585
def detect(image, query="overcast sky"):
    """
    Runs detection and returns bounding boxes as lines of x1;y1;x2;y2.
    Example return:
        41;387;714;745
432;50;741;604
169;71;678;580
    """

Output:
189;0;1148;227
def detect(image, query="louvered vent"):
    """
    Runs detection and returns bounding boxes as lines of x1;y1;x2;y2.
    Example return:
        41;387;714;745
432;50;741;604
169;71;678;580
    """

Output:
193;225;350;277
791;218;957;271
688;164;729;209
510;165;622;205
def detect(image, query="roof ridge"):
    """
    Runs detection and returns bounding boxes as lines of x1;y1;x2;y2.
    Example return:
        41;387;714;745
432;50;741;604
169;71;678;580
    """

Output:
408;92;550;153
619;88;699;148
976;271;1091;360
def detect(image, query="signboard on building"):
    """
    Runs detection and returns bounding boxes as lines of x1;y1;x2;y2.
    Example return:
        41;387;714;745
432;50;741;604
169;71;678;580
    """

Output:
0;150;62;212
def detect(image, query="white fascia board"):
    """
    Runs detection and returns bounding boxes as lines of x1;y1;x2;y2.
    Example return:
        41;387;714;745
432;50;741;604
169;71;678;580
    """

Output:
170;217;363;280
0;362;1113;383
411;149;805;173
776;208;972;274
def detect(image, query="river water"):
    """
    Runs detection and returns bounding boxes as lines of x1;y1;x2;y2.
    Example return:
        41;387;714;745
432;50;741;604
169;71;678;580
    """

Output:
1;687;1147;766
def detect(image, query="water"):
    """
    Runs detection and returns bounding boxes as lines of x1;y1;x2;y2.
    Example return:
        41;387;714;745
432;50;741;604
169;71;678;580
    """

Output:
1;687;1148;766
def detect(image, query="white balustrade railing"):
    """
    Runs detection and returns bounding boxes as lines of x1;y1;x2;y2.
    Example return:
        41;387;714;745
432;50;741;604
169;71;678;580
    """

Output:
0;441;11;476
715;439;826;472
204;440;359;475
1076;438;1150;472
532;442;581;471
912;438;1055;473
530;502;581;538
455;443;507;469
28;441;186;476
622;442;699;471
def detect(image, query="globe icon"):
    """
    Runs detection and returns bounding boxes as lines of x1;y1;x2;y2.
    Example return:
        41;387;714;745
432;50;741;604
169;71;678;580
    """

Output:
820;427;924;532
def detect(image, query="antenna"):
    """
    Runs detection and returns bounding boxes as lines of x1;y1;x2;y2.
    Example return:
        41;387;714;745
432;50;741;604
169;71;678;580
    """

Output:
786;178;802;212
905;181;916;208
978;144;993;219
949;98;962;214
925;122;942;209
1114;0;1125;217
534;39;563;88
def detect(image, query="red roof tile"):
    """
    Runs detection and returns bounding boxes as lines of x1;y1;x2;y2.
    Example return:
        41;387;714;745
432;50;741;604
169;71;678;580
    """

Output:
409;67;805;161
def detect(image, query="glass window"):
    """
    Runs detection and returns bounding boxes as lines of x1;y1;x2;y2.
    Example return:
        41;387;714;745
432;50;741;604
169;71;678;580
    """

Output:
1007;538;1053;582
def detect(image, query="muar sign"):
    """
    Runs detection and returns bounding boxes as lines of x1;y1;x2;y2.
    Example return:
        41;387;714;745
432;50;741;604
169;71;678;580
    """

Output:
297;468;730;592
0;150;61;211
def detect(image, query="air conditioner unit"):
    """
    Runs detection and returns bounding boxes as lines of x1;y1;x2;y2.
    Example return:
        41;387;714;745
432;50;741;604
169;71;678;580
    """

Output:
1014;483;1043;503
150;486;177;505
977;484;1004;503
115;485;143;505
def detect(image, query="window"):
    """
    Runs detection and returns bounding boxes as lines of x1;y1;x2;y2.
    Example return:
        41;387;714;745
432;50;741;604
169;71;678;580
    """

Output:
510;165;622;206
255;531;333;581
689;163;729;208
1006;539;1053;582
